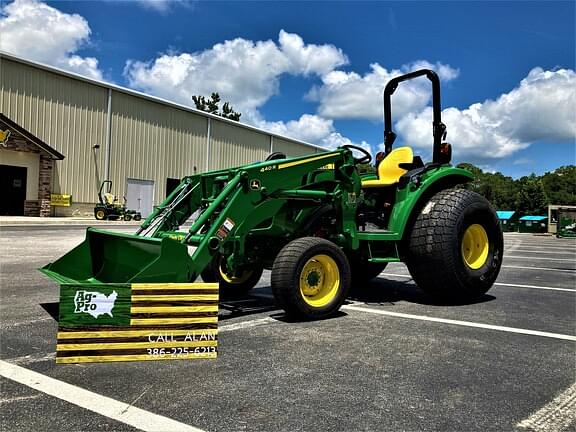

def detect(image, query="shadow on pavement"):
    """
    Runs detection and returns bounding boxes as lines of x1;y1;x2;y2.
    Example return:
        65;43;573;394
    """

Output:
40;302;59;321
349;277;496;306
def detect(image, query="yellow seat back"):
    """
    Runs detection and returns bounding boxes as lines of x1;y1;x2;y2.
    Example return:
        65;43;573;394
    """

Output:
361;147;413;188
103;193;116;205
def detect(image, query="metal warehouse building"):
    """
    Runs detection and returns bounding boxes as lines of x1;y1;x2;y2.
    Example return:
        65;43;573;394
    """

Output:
0;52;323;217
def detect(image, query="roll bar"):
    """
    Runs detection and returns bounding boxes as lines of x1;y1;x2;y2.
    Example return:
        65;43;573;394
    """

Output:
383;69;447;164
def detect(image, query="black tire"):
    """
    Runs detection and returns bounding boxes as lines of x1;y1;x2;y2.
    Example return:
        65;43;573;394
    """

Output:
201;256;263;297
123;214;132;221
95;209;106;220
406;189;503;301
133;214;142;221
271;237;351;320
348;256;387;285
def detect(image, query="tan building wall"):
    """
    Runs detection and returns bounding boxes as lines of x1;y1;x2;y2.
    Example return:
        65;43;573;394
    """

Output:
210;120;270;170
274;137;318;157
0;53;326;216
0;55;108;204
109;91;209;205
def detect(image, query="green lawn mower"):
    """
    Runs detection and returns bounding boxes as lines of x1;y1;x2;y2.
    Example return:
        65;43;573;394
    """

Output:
43;69;503;320
94;180;142;221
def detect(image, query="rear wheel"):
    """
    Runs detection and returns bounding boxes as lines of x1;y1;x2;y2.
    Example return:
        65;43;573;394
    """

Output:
271;237;351;320
123;214;132;221
201;256;263;297
406;189;503;301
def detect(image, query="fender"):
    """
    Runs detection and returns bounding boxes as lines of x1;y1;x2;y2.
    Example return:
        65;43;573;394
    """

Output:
387;167;474;239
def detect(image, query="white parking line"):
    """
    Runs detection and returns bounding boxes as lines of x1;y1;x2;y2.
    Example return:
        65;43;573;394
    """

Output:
506;256;576;262
219;317;276;332
517;382;576;432
512;249;576;255
517;243;576;249
0;394;42;404
512;246;576;251
503;265;575;273
379;273;575;292
341;305;576;341
0;360;205;432
494;283;575;293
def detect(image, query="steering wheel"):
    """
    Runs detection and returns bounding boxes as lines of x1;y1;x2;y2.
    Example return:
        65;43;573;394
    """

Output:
342;145;372;164
265;151;286;161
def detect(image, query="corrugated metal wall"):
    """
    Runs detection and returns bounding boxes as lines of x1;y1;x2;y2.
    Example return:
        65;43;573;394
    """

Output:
0;57;108;202
110;91;208;203
1;55;327;208
274;138;318;157
210;120;269;170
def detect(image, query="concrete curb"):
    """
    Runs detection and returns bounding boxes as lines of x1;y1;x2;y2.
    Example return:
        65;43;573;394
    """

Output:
0;217;141;227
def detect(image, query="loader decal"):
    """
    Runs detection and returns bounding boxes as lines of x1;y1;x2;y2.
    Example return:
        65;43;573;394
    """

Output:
215;217;235;240
74;290;117;318
56;283;218;363
277;152;337;170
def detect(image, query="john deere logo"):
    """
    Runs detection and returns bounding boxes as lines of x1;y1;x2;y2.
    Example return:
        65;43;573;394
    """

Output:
74;290;117;319
0;129;10;147
250;179;261;190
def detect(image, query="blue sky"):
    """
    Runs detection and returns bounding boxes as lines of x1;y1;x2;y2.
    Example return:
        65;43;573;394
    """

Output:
1;0;574;178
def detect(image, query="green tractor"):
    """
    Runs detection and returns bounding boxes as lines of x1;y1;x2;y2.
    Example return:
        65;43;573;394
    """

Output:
42;69;503;320
94;180;142;221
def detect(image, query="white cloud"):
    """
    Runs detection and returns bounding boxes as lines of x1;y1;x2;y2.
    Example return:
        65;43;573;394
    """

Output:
396;68;576;162
125;30;347;120
278;31;348;76
0;0;102;79
254;113;371;156
307;61;459;121
257;114;334;144
318;132;372;154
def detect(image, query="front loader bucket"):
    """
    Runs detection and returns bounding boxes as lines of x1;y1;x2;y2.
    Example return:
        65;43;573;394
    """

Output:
41;228;193;285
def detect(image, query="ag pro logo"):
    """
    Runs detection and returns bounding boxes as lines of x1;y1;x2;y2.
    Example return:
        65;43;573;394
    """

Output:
74;290;117;319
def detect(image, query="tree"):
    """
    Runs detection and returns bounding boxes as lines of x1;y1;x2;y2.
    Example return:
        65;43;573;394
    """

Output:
456;162;576;214
192;93;241;121
540;165;576;205
514;174;547;215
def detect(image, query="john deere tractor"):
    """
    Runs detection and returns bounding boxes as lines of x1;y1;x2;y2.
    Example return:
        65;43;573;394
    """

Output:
42;69;503;320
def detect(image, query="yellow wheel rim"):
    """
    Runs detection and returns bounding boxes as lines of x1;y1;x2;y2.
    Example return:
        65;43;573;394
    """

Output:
461;224;489;269
96;210;105;220
218;261;253;284
299;254;340;308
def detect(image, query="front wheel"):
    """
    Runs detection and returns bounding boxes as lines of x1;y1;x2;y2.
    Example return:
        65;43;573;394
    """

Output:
406;189;503;301
201;256;263;297
271;237;351;320
95;209;106;220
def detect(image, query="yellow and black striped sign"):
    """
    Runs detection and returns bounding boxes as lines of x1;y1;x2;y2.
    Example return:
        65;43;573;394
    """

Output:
56;283;218;364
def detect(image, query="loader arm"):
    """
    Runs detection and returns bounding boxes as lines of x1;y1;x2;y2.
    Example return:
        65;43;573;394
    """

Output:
41;149;360;285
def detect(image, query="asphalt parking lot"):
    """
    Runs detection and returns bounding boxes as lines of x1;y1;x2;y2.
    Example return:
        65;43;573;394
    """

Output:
1;226;574;432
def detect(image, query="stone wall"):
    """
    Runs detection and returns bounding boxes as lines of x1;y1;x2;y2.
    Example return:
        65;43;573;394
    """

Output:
38;155;53;217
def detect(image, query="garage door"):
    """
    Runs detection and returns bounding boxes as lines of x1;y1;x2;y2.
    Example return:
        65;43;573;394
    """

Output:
126;178;154;217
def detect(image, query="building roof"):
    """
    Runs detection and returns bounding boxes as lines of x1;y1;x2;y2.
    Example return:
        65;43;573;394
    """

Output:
496;211;516;220
0;50;327;153
519;215;548;221
0;114;65;160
